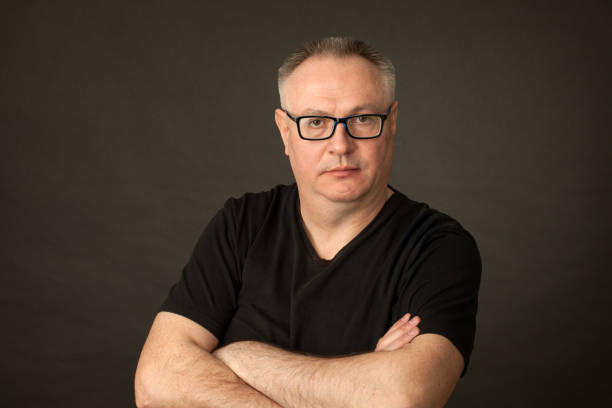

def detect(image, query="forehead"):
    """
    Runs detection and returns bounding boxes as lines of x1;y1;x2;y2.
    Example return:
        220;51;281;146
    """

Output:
282;55;388;114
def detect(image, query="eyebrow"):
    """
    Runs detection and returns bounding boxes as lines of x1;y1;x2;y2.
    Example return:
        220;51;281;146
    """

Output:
301;108;331;116
300;104;383;117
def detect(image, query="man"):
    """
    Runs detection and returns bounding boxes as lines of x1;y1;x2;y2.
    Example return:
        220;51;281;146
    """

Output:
135;37;481;407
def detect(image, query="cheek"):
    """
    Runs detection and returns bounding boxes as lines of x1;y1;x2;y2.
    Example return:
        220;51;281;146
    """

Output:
285;134;302;160
287;140;316;177
283;131;294;156
365;143;385;165
364;140;393;174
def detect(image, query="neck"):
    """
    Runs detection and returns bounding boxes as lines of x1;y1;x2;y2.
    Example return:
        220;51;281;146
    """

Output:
298;186;393;260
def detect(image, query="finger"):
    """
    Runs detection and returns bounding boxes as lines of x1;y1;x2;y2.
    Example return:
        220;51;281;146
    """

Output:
376;316;411;351
375;316;420;351
375;315;420;351
382;315;420;343
386;313;412;332
383;326;420;352
382;313;413;338
376;321;420;352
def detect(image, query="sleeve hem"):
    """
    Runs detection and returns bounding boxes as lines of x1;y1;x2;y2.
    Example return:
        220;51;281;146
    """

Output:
158;302;226;342
417;325;473;377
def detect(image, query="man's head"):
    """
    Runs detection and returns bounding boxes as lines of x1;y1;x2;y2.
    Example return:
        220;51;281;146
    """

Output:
275;37;398;205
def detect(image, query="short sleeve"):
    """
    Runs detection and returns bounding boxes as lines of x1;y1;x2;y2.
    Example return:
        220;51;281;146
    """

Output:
160;202;242;341
396;232;482;376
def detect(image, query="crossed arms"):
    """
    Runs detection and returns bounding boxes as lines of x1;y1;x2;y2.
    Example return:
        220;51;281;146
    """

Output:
135;311;464;408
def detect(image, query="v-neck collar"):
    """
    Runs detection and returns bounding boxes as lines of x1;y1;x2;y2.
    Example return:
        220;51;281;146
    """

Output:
294;186;401;267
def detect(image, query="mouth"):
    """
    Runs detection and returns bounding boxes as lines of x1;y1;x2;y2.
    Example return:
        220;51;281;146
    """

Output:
325;166;360;176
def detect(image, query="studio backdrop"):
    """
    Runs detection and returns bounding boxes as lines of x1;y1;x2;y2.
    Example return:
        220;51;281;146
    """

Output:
1;1;610;406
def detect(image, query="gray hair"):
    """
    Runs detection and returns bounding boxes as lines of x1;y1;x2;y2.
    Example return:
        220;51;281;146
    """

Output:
278;36;396;104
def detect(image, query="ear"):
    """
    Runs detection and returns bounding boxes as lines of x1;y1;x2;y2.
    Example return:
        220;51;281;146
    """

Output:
388;101;399;136
275;108;290;156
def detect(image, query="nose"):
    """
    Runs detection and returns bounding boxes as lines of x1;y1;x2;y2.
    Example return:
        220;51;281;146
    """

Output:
327;122;355;155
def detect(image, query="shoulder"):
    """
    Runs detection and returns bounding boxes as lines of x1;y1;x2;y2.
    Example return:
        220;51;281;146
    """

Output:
386;187;481;278
189;184;297;274
388;188;476;240
390;190;482;306
217;183;297;248
388;192;481;375
222;183;297;223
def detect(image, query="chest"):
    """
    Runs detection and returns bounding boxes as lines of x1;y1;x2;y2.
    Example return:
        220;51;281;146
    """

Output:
221;222;411;355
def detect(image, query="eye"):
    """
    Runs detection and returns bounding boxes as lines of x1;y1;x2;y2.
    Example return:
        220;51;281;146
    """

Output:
355;115;372;124
307;118;323;127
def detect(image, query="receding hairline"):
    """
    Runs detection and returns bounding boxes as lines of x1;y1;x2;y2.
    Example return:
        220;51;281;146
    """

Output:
279;54;391;108
277;37;396;106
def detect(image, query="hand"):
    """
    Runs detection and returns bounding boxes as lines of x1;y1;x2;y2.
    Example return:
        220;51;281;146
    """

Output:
375;313;421;352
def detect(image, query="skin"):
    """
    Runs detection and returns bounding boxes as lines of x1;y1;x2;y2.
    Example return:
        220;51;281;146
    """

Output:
213;333;461;408
135;54;464;408
277;55;397;206
135;312;281;408
135;312;421;407
275;55;398;260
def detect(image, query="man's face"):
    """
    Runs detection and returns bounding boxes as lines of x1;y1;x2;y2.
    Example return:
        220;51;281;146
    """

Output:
275;55;397;204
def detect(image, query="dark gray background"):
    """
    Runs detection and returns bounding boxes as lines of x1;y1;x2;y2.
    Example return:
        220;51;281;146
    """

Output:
2;1;610;406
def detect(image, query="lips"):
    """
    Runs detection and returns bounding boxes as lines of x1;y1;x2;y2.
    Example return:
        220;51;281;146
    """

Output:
328;166;358;172
325;166;359;176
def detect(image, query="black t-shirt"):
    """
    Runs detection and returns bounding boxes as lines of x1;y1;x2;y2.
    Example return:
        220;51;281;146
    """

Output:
161;184;481;375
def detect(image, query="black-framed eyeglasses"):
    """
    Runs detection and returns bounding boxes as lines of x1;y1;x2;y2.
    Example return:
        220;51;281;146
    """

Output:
281;105;392;140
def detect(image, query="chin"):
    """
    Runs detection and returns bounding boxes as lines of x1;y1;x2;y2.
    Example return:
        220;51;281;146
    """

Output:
318;182;369;203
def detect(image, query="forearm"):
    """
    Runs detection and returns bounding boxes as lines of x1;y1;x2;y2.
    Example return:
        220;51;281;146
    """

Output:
135;328;282;407
214;341;412;408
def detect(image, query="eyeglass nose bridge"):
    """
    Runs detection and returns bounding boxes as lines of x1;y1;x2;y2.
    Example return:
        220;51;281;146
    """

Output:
329;117;353;139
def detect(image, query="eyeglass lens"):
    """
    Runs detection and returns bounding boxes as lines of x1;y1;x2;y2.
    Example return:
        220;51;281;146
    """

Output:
298;116;382;139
